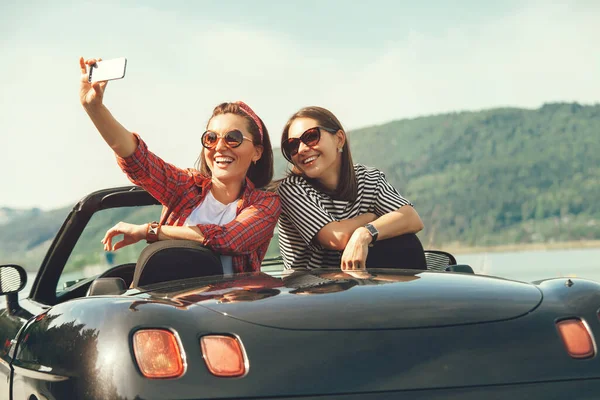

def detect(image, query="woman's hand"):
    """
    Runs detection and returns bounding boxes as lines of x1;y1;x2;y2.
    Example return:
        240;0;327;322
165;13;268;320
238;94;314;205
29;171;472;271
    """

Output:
79;57;107;109
101;222;147;251
340;227;372;271
77;56;138;157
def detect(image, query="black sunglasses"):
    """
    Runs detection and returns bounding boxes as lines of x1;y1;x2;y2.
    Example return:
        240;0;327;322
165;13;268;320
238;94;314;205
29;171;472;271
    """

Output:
282;126;338;162
201;130;253;149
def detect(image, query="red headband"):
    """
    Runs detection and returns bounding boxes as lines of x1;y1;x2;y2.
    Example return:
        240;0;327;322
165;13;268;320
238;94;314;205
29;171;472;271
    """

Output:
236;101;264;142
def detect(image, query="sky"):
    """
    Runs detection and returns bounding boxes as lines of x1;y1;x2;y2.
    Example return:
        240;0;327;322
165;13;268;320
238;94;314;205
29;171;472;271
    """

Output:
1;0;599;209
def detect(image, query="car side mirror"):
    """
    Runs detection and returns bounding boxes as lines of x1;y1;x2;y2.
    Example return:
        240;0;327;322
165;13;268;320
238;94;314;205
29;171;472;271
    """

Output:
445;264;475;274
0;264;28;314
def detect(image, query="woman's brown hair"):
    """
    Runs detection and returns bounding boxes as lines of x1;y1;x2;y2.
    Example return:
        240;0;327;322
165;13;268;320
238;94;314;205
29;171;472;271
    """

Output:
280;106;357;201
196;102;274;189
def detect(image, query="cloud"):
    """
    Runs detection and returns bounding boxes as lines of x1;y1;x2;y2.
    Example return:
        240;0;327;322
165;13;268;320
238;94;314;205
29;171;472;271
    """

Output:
328;1;600;128
1;1;599;209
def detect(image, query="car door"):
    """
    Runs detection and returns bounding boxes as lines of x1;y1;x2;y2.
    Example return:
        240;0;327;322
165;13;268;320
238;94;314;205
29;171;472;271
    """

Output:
0;287;47;395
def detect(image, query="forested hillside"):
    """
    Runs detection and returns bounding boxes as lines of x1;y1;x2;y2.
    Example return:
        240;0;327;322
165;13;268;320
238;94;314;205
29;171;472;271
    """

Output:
2;102;599;269
343;102;600;247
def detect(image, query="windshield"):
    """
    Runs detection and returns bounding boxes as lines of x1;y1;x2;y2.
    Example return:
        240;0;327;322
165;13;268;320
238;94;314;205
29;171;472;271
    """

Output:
57;205;162;293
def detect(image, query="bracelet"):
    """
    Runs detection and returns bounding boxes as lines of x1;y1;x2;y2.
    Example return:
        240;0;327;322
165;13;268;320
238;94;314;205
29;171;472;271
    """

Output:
146;221;161;243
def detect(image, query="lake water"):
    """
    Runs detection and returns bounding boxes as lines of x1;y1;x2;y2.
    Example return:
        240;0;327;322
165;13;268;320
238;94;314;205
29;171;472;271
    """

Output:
456;247;600;283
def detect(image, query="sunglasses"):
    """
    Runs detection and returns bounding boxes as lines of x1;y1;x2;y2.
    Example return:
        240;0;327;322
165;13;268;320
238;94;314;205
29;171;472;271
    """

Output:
201;130;253;149
282;126;338;162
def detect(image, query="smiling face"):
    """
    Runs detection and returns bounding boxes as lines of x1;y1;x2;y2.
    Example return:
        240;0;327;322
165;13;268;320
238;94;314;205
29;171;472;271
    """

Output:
203;113;263;186
287;117;345;190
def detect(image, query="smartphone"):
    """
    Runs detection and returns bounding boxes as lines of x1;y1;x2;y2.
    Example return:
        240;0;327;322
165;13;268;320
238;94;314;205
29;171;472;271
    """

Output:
88;57;127;83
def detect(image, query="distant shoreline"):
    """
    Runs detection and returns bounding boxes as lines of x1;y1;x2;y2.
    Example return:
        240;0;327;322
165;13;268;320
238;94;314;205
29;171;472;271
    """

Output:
437;240;600;255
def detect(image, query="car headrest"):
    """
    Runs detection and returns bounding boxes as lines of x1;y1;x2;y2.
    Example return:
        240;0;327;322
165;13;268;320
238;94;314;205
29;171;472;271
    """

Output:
87;277;127;296
132;240;223;288
424;250;457;271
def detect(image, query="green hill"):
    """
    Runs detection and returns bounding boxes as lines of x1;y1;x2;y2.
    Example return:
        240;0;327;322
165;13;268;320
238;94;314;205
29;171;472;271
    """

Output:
2;102;599;269
0;207;71;268
274;102;600;247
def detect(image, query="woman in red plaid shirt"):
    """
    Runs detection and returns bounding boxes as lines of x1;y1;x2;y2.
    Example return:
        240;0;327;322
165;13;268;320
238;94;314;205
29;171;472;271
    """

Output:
78;57;280;273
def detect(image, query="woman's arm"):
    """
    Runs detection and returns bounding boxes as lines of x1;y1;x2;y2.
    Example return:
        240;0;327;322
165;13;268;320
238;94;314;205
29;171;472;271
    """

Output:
368;167;424;240
321;204;423;251
340;167;424;270
367;204;424;240
315;213;376;251
278;178;376;251
100;222;203;252
80;58;195;209
314;166;423;251
340;205;424;271
79;57;137;158
101;193;281;254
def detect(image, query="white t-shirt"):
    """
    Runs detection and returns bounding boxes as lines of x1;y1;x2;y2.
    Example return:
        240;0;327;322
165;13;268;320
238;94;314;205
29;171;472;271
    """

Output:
184;191;238;275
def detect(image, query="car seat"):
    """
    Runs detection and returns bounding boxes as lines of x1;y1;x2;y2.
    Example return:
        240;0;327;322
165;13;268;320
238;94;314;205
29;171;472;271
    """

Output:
132;240;223;287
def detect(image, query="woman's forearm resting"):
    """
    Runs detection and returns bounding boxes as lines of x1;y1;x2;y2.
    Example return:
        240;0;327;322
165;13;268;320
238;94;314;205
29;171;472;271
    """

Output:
316;213;377;251
370;205;424;241
158;225;205;242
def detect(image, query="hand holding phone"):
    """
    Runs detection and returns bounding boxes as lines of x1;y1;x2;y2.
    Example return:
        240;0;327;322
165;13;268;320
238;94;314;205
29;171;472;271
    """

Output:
88;57;127;83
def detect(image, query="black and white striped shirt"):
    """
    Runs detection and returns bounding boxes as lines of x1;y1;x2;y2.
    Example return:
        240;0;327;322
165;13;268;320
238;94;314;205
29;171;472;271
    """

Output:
277;164;412;269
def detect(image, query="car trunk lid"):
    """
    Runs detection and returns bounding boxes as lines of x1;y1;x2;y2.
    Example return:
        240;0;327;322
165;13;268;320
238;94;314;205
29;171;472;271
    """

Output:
167;269;542;329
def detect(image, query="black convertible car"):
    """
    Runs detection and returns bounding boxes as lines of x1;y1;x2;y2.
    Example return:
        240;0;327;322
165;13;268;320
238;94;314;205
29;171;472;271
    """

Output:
1;186;600;399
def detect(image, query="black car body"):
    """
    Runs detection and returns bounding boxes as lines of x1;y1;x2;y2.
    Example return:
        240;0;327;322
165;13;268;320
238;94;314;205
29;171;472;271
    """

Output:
1;187;600;399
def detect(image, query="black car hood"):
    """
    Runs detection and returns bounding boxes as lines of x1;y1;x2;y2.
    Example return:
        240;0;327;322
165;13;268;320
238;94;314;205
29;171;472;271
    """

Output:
135;269;543;330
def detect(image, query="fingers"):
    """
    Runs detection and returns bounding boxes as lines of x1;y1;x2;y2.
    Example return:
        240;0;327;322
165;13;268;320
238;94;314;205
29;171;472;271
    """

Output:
80;57;90;84
92;81;104;94
101;226;121;251
341;259;365;271
103;236;113;252
101;222;145;252
340;233;370;271
101;228;113;245
79;57;87;74
103;233;117;251
81;57;99;73
80;57;102;84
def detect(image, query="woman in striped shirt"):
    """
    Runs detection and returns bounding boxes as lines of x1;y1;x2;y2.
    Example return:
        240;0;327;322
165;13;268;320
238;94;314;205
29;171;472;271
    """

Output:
277;106;424;271
79;57;280;273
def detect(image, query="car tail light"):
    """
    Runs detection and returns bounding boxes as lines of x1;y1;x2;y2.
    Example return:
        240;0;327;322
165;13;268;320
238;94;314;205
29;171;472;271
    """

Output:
200;335;247;377
556;319;595;359
133;329;185;378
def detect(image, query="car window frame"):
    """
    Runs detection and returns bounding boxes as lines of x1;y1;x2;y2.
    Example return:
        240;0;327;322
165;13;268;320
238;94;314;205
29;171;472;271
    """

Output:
28;186;161;306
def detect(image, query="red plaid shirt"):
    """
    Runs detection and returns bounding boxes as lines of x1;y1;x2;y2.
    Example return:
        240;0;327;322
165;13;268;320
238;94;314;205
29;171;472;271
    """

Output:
116;134;281;273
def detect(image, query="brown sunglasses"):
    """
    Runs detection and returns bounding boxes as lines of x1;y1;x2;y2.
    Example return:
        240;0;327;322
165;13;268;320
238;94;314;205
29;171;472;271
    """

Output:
282;126;338;162
201;130;253;149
